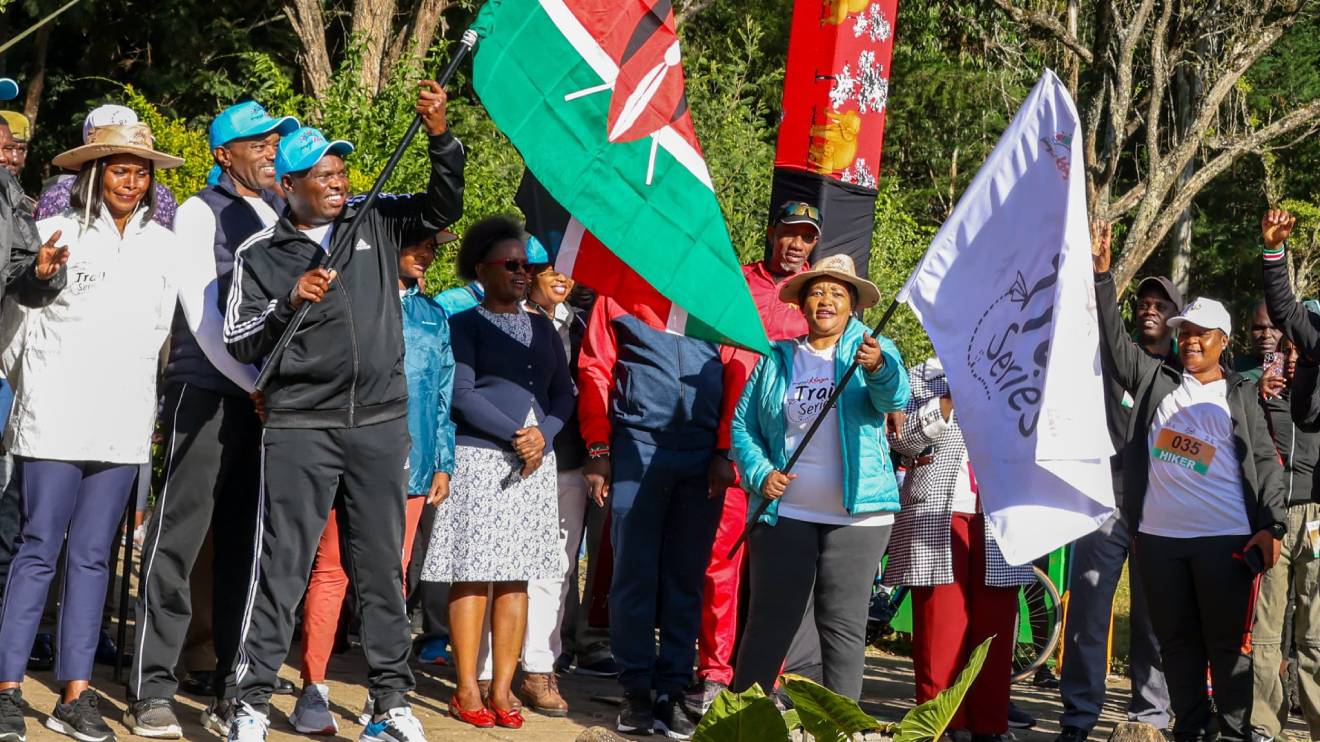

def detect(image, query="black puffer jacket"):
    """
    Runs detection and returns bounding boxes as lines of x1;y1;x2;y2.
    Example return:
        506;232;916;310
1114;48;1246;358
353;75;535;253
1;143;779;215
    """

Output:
1096;271;1286;534
223;132;464;429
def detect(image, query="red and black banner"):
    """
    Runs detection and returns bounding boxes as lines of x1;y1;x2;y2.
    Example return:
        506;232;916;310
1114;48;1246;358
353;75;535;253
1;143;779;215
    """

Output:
768;0;899;276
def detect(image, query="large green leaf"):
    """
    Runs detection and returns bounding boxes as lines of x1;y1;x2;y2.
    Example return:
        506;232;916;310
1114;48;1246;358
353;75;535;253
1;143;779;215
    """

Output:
693;684;791;742
894;637;993;742
781;674;882;742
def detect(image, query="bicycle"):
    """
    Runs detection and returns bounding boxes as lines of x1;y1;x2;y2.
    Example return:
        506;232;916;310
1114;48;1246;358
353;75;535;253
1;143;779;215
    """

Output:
866;551;1066;683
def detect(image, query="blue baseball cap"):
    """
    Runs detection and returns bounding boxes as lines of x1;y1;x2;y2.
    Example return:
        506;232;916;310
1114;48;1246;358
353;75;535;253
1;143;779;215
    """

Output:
0;79;17;102
275;126;354;180
209;101;299;150
526;234;550;264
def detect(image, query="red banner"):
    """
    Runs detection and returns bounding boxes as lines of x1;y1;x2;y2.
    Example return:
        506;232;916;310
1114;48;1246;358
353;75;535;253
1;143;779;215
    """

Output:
774;0;899;190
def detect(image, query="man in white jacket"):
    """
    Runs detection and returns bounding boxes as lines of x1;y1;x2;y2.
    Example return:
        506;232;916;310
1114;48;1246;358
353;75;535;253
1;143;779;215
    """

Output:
125;101;298;740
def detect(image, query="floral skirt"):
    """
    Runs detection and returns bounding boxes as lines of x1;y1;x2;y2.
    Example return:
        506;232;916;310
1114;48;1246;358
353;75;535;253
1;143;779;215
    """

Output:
421;444;559;582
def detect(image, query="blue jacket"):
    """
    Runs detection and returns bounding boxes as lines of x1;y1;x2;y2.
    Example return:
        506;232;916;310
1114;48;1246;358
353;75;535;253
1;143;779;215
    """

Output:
732;318;909;525
402;286;456;494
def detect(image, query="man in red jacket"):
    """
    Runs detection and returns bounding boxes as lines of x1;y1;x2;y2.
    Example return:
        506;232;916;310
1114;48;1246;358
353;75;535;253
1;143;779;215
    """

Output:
690;201;822;711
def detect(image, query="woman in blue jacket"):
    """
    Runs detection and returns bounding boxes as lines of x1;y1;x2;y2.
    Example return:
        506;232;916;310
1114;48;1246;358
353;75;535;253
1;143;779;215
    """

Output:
730;254;909;701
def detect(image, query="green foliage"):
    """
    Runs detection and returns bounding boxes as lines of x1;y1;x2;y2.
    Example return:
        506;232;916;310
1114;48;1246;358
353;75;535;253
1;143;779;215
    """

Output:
122;85;212;200
782;674;883;742
893;638;991;742
694;638;990;742
692;684;791;742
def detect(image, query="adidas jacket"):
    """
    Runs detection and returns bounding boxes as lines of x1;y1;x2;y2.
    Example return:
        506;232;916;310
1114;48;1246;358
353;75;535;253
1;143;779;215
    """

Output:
223;132;465;429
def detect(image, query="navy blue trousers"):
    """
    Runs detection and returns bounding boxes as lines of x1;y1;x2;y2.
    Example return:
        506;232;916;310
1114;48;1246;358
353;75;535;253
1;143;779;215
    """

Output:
0;458;136;682
608;436;722;696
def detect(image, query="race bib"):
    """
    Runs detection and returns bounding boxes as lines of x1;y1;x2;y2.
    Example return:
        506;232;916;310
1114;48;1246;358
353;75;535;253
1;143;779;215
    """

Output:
1151;428;1216;475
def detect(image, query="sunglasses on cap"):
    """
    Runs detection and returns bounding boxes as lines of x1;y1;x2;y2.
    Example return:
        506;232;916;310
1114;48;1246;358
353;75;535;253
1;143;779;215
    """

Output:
480;258;534;274
779;202;821;221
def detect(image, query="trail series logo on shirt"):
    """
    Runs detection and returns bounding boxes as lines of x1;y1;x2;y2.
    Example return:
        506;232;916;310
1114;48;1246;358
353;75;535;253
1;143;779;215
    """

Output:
69;267;107;296
965;254;1060;438
788;374;836;425
1151;428;1215;475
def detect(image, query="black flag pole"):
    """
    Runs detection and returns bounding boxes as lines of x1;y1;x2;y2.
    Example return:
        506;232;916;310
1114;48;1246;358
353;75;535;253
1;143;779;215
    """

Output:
253;29;478;392
725;298;902;560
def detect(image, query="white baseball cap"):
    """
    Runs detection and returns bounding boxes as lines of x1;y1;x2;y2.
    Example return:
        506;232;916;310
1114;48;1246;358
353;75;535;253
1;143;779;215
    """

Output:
81;104;139;144
1167;297;1232;336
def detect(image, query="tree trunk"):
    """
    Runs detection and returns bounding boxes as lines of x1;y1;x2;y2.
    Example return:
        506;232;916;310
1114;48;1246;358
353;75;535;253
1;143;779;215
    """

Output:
383;0;452;77
1167;55;1202;297
21;23;50;131
284;0;334;100
353;0;399;94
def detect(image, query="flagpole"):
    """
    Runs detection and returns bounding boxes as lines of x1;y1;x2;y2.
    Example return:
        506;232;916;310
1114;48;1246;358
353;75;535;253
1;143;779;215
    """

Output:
726;298;902;559
253;29;478;392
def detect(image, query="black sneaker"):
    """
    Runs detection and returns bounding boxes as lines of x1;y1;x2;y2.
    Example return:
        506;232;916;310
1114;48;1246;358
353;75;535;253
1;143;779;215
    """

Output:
654;696;695;740
1056;726;1090;742
617;689;654;736
178;670;216;697
683;679;726;718
125;698;181;739
94;631;123;667
0;688;25;742
576;656;623;677
46;689;115;742
554;651;574;675
1007;701;1036;729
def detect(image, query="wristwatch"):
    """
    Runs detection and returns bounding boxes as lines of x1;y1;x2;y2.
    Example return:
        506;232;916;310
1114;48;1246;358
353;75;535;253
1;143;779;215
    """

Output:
1269;522;1286;540
587;442;611;460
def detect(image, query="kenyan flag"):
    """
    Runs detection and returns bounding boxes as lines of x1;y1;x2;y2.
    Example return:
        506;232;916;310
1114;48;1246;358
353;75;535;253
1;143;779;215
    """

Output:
472;0;771;354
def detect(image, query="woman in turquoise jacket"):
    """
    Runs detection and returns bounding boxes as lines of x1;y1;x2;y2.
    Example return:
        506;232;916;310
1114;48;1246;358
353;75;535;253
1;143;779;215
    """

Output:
729;254;909;701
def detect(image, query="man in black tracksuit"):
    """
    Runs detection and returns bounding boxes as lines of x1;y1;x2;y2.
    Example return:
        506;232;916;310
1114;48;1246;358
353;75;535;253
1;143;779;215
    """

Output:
221;82;462;742
125;101;299;739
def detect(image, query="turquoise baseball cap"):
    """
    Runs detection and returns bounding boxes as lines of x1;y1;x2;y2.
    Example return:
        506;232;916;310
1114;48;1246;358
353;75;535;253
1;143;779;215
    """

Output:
0;79;17;102
526;234;550;264
208;101;299;150
275;126;354;180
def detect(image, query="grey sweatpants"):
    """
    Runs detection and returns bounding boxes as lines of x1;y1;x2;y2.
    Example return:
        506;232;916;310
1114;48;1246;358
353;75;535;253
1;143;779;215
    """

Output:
733;516;890;700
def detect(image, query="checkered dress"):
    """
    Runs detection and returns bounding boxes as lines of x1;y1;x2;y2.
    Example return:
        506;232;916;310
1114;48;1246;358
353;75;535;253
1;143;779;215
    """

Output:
881;360;1034;588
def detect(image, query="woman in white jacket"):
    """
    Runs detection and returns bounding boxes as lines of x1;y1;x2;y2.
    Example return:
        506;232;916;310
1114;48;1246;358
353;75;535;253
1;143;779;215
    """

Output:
0;122;182;742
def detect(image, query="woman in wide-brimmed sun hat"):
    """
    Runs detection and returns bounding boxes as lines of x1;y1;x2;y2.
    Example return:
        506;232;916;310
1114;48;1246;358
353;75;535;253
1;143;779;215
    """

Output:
0;122;183;742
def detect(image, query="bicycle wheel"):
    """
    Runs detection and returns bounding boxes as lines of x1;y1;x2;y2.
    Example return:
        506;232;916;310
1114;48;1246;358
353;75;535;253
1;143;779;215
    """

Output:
1011;566;1062;683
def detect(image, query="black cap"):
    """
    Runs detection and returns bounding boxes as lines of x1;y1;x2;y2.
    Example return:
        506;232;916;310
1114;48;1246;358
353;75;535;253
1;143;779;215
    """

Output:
775;200;821;234
1135;276;1185;312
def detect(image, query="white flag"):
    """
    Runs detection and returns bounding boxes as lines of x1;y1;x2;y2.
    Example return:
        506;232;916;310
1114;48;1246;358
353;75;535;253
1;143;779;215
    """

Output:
897;70;1114;565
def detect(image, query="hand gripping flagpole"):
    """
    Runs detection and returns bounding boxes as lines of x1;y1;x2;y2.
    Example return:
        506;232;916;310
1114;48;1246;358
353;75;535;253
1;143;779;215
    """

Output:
253;29;479;392
726;298;902;560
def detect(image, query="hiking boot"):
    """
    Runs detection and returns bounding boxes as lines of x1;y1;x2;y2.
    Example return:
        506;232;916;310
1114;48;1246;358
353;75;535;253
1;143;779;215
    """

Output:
0;688;25;742
45;690;115;742
683;679;727;717
226;705;268;742
126;698;182;739
202;699;235;738
360;707;428;742
618;689;654;736
518;672;568;717
654;695;695;740
289;684;338;735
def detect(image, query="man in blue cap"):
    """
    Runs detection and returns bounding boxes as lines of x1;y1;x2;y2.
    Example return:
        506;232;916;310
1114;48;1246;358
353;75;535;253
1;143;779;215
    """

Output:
124;100;300;739
221;80;462;742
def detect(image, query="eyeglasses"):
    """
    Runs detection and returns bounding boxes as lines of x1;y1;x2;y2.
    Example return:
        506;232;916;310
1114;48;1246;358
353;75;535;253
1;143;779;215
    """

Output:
480;258;533;274
779;202;820;221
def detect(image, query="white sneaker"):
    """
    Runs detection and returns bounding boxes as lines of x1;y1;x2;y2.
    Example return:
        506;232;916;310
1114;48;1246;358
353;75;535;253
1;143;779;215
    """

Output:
360;706;428;742
227;705;269;742
357;693;375;726
290;684;339;735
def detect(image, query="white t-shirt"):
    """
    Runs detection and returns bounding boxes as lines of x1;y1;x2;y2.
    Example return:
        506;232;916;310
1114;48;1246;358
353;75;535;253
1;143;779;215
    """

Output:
243;195;279;226
778;340;893;527
301;223;333;253
1140;373;1250;538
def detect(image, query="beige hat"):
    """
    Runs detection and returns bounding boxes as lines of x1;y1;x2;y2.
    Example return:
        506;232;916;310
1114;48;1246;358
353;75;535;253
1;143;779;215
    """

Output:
52;122;183;171
778;254;880;310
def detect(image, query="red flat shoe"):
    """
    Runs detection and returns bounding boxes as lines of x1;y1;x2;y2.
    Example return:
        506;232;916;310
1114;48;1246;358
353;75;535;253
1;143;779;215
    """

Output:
449;699;496;728
488;703;525;729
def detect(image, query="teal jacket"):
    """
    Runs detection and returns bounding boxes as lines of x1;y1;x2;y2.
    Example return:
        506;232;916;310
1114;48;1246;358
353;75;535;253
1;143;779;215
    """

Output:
402;285;456;494
732;318;909;525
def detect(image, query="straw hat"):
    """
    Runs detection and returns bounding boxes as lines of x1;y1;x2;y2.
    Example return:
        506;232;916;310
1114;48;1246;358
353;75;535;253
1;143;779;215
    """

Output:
52;123;183;171
778;254;880;310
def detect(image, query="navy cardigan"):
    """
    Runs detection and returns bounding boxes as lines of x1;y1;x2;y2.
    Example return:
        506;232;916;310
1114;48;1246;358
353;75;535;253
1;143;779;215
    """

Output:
449;308;575;453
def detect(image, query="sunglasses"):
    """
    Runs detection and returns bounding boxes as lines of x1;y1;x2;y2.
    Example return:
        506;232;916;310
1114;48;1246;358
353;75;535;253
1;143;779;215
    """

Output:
779;202;821;221
480;258;533;274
